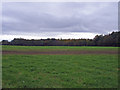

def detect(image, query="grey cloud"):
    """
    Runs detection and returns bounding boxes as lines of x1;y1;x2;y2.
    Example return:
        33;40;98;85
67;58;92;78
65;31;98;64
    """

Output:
2;2;118;35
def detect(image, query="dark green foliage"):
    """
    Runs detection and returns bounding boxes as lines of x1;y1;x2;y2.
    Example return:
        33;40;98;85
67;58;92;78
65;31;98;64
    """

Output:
2;31;120;46
93;31;119;46
1;40;9;45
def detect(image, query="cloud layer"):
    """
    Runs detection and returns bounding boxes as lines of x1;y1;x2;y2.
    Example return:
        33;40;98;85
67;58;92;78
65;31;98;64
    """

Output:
2;2;118;39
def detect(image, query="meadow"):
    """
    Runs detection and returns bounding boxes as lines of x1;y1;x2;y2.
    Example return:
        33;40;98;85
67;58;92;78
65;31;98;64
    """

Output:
2;46;118;88
2;45;118;51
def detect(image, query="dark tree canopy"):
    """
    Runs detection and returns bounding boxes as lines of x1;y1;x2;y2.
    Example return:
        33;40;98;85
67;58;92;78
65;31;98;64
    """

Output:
1;31;120;46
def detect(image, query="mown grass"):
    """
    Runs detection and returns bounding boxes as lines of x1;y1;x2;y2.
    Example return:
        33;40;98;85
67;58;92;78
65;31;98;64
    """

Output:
2;45;118;51
2;54;118;88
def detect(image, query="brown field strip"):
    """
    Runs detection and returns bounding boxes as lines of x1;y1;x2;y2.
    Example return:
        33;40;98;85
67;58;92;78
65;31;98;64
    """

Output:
2;50;118;55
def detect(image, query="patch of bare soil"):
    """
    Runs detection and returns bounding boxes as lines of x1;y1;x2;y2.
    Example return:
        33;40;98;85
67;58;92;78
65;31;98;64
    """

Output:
2;50;118;55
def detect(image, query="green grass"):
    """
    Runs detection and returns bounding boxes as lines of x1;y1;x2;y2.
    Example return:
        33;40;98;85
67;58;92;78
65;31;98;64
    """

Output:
2;54;118;88
2;45;118;51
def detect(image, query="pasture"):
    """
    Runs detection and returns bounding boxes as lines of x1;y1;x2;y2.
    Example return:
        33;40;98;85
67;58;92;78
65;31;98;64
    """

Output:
2;46;118;88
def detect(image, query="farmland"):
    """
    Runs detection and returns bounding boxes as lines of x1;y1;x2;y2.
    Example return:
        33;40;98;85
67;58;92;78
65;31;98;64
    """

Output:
2;45;118;88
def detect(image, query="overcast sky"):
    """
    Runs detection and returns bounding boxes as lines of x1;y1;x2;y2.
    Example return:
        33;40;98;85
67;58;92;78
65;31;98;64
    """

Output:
1;2;118;41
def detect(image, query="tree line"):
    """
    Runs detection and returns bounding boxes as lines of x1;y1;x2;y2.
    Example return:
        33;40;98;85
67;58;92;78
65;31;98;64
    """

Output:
1;31;120;46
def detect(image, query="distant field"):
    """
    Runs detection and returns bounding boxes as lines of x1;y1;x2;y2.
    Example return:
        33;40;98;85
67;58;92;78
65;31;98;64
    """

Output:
2;45;118;51
2;45;118;88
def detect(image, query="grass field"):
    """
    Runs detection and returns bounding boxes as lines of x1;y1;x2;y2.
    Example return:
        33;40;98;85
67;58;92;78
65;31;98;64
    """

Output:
2;45;118;51
2;46;118;88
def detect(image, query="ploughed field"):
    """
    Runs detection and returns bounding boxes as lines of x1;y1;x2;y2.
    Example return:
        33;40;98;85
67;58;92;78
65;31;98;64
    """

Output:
2;46;118;88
